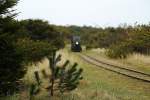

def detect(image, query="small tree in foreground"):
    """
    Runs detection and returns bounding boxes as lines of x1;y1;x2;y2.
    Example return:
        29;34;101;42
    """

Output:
30;50;83;98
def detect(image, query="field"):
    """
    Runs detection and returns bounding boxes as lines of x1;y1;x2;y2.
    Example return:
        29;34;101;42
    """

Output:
2;47;150;100
84;48;150;74
59;48;150;100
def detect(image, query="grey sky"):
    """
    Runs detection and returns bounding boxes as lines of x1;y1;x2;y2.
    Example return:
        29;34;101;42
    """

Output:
16;0;150;27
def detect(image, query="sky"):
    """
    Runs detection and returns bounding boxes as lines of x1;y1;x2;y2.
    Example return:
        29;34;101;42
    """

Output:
16;0;150;27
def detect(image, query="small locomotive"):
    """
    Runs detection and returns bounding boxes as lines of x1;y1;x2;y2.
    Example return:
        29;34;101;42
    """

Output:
71;35;82;52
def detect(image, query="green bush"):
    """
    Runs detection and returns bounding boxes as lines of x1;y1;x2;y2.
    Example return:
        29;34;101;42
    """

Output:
106;42;133;58
0;34;26;95
0;0;65;95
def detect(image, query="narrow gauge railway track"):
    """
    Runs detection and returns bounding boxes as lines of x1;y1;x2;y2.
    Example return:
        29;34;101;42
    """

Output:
79;54;150;83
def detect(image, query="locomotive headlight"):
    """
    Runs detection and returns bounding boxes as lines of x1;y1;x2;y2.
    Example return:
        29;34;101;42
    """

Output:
75;42;79;45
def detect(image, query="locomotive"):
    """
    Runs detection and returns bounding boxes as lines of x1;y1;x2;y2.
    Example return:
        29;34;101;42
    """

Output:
71;35;82;52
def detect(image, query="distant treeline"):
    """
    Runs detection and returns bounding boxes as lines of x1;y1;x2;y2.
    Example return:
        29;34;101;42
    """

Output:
53;24;150;58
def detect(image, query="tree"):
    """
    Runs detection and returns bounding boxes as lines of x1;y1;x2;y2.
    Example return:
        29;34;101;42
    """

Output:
0;33;25;95
15;38;53;63
19;19;65;49
29;51;83;98
0;0;25;95
0;0;19;18
0;0;65;95
49;51;83;96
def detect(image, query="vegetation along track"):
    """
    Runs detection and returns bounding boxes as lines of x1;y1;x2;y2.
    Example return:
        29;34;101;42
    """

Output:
79;54;150;83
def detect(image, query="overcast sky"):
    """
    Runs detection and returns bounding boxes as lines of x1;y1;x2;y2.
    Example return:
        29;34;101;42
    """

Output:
16;0;150;27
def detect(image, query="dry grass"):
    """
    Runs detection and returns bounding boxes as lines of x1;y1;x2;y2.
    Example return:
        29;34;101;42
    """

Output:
120;53;150;73
2;47;150;100
86;48;150;74
57;48;150;100
23;58;50;85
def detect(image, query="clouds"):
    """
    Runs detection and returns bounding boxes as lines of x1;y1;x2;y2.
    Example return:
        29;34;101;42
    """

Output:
16;0;150;27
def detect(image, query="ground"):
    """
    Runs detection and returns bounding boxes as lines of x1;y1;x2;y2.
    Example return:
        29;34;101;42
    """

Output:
1;47;150;100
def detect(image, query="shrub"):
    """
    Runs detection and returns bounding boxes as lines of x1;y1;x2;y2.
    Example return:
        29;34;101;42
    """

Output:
106;42;133;58
0;34;26;95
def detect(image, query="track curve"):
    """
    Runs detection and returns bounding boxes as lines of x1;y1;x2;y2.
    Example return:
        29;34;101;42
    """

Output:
79;54;150;83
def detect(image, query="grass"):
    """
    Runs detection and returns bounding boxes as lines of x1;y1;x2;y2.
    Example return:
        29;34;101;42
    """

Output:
57;48;150;100
23;58;50;85
85;48;150;74
0;94;19;100
1;47;150;100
